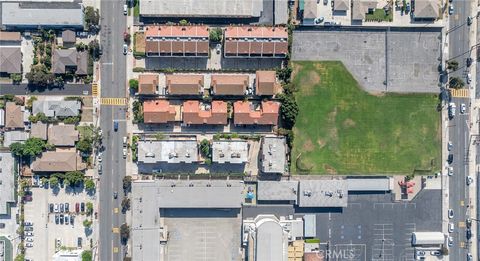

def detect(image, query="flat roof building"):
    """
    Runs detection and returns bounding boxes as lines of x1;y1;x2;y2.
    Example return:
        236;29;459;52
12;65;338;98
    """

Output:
257;180;298;203
137;139;199;163
347;177;392;191
224;26;288;58
211;74;249;96
0;152;15;215
1;2;84;29
143;100;179;124
138;74;159;95
298;180;348;207
139;0;263;18
183;100;228;125
234;101;280;126
165;74;204;95
212;140;248;164
145;25;209;57
260;136;287;174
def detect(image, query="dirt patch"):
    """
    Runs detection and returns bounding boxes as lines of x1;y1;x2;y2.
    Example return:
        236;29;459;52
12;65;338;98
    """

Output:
303;139;315;152
368;91;387;97
299;70;321;89
317;139;326;149
292;63;304;78
135;32;146;53
324;164;337;174
343;118;356;128
327;107;338;140
81;108;93;123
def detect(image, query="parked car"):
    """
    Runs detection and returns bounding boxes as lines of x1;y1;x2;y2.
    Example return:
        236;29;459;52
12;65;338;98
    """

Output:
24;226;33;231
448;223;454;233
430;251;441;256
55;214;59;224
448;209;454;219
123;148;127;158
60;203;64;213
25;238;33;242
56;238;61;248
77;237;83;248
70;215;74;225
25;243;33;248
123;136;128;146
461;103;466;114
65;203;69;213
467;176;474;185
25;232;33;237
54;203;59;213
466;228;472;239
123;4;127;15
467;218;472;228
49;203;54;213
467;253;473;261
114;121;119;131
447;154;453;164
448;167;453;176
448;141;453;151
65;215;69;225
449;102;456;118
448;236;453;247
123;44;128;55
75;203;80;213
98;164;103;174
467;73;472;84
24;221;33;226
449;5;454;15
114;192;118;199
81;202;85;212
98;152;103;162
467;57;473;67
60;214;64;224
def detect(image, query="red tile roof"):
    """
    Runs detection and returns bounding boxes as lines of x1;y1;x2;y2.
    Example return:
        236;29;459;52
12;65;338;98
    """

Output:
138;74;159;95
224;26;288;58
166;74;204;95
256;71;279;96
183;100;228;125
145;25;209;57
143;100;177;123
233;100;280;125
211;74;249;95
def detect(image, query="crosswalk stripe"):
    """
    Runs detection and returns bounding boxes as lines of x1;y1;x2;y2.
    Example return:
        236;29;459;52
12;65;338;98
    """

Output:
112;227;119;233
450;88;469;98
100;98;127;106
92;83;98;96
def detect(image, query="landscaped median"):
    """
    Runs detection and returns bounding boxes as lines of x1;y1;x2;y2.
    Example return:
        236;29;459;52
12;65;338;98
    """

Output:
291;61;441;175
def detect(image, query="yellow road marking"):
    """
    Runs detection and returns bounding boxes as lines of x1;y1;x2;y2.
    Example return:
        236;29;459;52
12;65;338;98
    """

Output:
100;98;127;106
114;208;119;214
461;200;464;206
459;221;465;228
460;242;465;248
92;83;98;96
113;247;118;253
450;88;469;98
112;227;119;233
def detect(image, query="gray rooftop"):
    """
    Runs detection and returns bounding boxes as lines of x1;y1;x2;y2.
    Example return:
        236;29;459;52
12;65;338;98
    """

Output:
256;218;287;261
257;180;298;202
275;0;289;25
303;214;316;238
298;180;348;207
32;100;81;118
140;0;263;18
0;47;22;74
0;152;15;215
137;140;199;164
261;136;287;174
3;131;28;147
212;140;248;164
347;177;392;191
1;2;84;28
133;179;245;208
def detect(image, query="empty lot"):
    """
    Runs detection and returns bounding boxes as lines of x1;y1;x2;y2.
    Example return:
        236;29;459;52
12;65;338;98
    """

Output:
292;28;442;93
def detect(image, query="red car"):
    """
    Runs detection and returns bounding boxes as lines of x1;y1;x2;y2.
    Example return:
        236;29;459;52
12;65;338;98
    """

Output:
75;203;79;213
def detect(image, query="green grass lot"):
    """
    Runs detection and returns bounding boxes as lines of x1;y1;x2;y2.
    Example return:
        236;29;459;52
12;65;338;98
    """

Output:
291;61;441;175
365;9;393;22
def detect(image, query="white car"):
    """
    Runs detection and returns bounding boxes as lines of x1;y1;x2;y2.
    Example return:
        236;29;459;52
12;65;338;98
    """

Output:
25;243;33;248
98;152;103;162
448;209;454;219
25;232;33;237
123;148;127;158
123;44;128;55
461;103;466;114
123;4;128;15
449;5;454;15
448;222;454;233
467;176;474;185
448;236;453;247
24;221;33;226
448;141;453;151
123;136;128;147
448;167;453;176
25;237;33;242
467;73;472;84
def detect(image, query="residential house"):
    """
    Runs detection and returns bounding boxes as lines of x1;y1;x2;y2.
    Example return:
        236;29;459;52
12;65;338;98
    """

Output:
260;136;287;174
334;0;350;12
165;74;204;95
414;0;440;20
47;125;79;146
211;75;249;96
212;140;248;164
143;100;179;124
182;100;228;125
31;150;85;172
302;0;318;25
30;122;48;140
0;48;22;75
5;102;24;129
1;1;84;30
4;131;28;147
0;152;15;215
52;49;88;75
61;30;76;48
224;26;288;58
255;71;280;96
145;25;209;57
0;32;22;45
32;100;81;118
137;140;199;164
138;74;159;95
352;0;378;21
233;101;280;125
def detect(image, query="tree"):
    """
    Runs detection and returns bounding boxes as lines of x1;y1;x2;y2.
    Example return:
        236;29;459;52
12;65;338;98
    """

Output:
88;39;101;60
276;66;293;83
10;73;22;84
121;197;130;212
84;179;95;191
209;28;223;42
82;250;92;261
26;96;37;109
120;223;130;243
86;202;94;215
22;138;47;157
447;60;459;71
25;64;54;87
449;76;465;89
277;93;299;130
76;138;93;154
15;254;25;261
83;219;92;228
9;142;24;157
54;76;64;87
49;176;59;187
200;139;210;158
64;171;84;187
129;79;139;91
132;101;143;124
123;176;132;193
124;32;131;44
154;132;164;140
76;42;88;52
84;7;100;28
179;19;188;26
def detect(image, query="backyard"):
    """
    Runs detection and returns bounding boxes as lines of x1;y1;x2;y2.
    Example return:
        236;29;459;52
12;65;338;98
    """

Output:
291;61;440;175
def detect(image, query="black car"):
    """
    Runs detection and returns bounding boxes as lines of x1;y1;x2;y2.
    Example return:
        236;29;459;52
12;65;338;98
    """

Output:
65;203;69;213
60;203;64;213
49;203;54;213
55;214;59;224
81;202;85;212
467;57;473;67
70;216;74;225
466;229;472;239
59;214;64;224
448;154;453;164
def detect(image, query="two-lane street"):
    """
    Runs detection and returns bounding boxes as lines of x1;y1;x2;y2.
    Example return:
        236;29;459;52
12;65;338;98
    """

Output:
98;0;127;260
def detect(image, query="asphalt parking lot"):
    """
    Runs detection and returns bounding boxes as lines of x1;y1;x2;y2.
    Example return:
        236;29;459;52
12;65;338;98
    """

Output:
161;209;242;261
23;187;95;260
309;189;442;261
292;28;442;94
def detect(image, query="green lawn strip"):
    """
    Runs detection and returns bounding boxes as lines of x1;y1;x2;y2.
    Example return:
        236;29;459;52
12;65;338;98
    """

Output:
77;125;94;140
133;1;140;17
291;61;440;175
365;9;393;22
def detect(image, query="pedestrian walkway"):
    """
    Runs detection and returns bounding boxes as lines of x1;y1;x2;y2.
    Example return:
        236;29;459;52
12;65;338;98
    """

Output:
450;88;469;98
92;83;99;96
100;98;127;106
